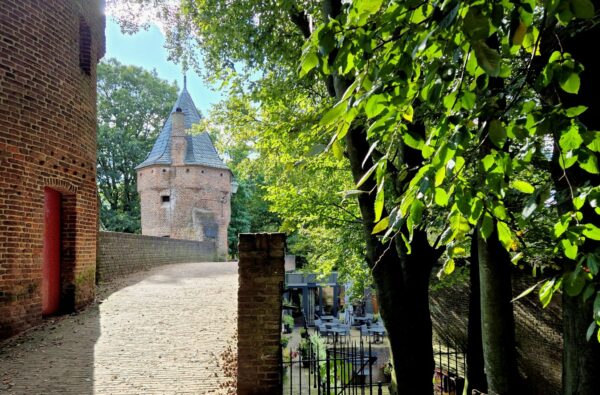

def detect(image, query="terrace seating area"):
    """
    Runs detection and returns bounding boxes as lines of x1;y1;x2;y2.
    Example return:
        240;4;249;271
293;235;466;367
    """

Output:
314;313;387;344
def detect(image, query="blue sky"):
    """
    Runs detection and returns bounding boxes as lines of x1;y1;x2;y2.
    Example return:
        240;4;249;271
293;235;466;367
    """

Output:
104;18;221;116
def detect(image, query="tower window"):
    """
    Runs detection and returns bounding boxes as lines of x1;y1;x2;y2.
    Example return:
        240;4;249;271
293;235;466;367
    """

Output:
161;195;170;203
79;17;92;75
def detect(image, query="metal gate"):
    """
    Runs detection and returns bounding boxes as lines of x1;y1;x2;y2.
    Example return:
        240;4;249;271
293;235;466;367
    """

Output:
281;337;386;395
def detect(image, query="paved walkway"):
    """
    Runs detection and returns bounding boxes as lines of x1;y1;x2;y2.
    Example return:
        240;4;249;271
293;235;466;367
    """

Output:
0;262;238;394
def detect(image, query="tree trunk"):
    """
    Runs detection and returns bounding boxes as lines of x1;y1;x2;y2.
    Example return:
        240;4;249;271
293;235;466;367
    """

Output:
345;124;437;394
541;21;600;395
467;234;487;393
477;221;520;394
562;294;600;395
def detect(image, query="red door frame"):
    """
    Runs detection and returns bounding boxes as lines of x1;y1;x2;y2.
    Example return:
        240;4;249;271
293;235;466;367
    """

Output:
42;187;61;315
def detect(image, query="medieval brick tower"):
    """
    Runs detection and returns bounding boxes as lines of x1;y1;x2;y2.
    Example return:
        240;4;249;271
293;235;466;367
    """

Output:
0;1;105;339
136;80;232;258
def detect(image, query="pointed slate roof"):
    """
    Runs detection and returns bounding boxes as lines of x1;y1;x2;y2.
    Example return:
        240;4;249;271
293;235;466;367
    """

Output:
135;82;229;170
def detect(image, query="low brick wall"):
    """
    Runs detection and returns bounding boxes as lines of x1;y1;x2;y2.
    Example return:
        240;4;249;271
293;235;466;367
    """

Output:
96;231;217;282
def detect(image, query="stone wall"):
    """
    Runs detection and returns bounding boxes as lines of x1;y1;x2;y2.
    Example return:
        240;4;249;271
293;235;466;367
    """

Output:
430;271;562;395
0;0;105;340
237;233;285;395
96;231;217;282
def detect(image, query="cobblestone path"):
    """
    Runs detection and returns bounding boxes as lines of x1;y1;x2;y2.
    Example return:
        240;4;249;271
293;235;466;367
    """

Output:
0;262;238;394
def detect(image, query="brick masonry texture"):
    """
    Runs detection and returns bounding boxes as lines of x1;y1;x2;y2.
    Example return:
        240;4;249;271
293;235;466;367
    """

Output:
0;261;238;394
237;233;285;395
96;231;217;282
138;164;231;257
0;0;105;340
430;271;562;395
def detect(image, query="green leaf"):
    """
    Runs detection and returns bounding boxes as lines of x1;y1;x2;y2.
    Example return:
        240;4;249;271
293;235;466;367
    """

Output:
331;139;344;160
587;254;600;276
435;188;449;207
480;213;494;240
539;278;556;308
564;270;586;296
579;152;600;174
343;189;367;199
511;252;524;265
374;181;385;222
586;321;597;342
554;217;571;238
489;120;507;148
497;221;513;251
300;51;319;77
511;21;527;47
511;282;539;303
582;224;600;240
561;238;578;260
583;284;596;301
409;200;425;228
372;216;389;234
354;0;384;16
565;106;588;117
559;126;583;151
586;133;600;152
559;72;581;94
321;100;347;126
434;166;446;187
571;0;595;19
522;196;538;219
481;154;495;171
463;8;490;41
473;41;501;77
356;162;378;188
559;151;579;169
443;258;455;275
365;94;387;119
511;180;535;194
402;131;425;150
594;293;600;320
461;92;476;110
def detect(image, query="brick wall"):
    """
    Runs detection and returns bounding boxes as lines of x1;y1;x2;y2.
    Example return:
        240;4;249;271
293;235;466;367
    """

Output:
430;271;562;394
96;231;217;282
137;164;231;257
237;233;285;395
0;0;105;340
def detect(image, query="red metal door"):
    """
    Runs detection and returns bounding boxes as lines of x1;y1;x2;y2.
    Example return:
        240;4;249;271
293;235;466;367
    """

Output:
42;187;61;315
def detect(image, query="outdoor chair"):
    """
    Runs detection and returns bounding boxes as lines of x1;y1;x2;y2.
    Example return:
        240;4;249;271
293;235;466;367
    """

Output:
360;324;371;344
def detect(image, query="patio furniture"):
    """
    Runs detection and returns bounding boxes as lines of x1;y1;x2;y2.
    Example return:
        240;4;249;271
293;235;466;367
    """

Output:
360;324;371;343
320;315;335;321
353;316;370;327
368;325;386;343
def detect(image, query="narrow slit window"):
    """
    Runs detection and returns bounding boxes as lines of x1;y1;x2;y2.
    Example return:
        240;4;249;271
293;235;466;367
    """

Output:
161;195;170;203
79;17;92;75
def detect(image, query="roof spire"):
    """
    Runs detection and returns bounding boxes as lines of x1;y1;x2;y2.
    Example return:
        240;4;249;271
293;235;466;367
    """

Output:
183;74;187;90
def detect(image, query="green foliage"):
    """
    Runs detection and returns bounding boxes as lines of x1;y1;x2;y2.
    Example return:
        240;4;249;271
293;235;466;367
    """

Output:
97;58;178;232
111;0;600;343
282;314;295;328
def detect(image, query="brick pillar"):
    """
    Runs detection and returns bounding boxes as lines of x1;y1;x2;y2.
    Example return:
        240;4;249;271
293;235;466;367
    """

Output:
237;233;285;395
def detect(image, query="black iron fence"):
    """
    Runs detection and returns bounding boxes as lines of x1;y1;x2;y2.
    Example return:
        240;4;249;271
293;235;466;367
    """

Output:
433;346;467;395
281;337;386;395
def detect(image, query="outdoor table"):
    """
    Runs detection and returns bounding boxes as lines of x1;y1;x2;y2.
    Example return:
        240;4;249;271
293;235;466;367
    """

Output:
320;315;335;321
368;326;386;343
354;316;371;325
